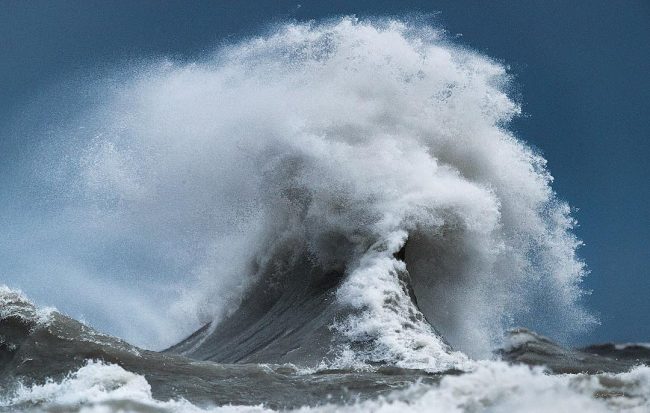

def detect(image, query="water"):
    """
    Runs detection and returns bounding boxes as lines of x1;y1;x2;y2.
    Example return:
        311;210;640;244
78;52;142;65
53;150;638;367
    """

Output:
1;18;647;412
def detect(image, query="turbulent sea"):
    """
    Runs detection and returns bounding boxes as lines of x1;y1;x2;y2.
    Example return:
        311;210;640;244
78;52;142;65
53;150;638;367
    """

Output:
1;18;649;412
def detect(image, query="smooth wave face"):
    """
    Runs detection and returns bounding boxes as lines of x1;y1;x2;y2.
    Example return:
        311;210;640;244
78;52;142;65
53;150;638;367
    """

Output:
24;18;593;366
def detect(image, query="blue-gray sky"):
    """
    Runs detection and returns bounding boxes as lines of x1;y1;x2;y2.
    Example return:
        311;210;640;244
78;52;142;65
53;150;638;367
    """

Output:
1;1;649;345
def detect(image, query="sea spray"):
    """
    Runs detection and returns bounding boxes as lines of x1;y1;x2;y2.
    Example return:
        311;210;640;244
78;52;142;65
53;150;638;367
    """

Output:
22;18;594;361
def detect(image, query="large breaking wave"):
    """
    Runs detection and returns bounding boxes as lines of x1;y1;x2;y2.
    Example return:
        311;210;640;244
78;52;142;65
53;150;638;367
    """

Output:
22;17;594;367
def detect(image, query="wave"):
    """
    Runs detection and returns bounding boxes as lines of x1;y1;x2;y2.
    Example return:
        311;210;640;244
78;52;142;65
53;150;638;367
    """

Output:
1;286;647;412
19;17;595;368
0;286;455;410
6;360;650;413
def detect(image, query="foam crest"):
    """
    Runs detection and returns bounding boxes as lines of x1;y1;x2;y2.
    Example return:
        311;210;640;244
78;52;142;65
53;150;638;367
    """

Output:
3;361;271;413
0;285;55;327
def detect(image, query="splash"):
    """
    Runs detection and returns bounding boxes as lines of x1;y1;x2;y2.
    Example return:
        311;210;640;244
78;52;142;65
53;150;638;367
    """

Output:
18;17;593;360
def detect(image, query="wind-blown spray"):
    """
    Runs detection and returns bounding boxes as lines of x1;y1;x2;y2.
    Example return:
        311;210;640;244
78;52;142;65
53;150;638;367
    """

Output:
27;18;593;364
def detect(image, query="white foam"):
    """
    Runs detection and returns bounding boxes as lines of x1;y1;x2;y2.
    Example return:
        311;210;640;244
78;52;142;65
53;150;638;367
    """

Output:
0;285;55;327
2;361;271;413
303;363;650;413
4;361;649;413
331;232;471;371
